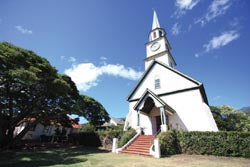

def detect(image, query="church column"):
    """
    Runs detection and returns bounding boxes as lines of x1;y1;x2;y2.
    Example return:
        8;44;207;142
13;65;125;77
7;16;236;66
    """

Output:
137;110;140;127
160;106;168;132
136;110;142;134
160;108;163;125
160;107;165;125
162;107;167;125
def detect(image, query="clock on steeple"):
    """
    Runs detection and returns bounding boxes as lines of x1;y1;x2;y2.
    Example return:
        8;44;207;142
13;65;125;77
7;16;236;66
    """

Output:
145;10;176;70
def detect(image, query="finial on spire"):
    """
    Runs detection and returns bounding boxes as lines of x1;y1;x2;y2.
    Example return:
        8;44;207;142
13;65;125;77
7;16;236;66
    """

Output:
152;10;160;30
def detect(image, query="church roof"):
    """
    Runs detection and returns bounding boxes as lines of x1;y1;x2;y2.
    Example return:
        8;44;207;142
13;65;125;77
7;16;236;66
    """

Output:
127;60;209;104
133;88;175;114
110;116;125;124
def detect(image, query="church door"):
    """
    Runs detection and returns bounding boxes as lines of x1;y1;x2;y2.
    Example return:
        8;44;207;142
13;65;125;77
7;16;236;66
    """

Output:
156;116;161;134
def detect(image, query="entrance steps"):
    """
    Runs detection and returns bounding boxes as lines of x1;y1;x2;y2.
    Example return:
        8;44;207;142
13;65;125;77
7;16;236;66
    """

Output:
121;135;155;156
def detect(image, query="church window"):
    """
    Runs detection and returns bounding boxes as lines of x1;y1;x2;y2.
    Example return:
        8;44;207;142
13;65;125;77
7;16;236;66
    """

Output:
153;32;156;38
159;30;162;37
154;75;161;89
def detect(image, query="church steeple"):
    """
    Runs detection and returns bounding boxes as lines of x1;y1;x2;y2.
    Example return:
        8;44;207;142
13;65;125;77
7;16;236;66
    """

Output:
152;10;160;30
145;10;176;70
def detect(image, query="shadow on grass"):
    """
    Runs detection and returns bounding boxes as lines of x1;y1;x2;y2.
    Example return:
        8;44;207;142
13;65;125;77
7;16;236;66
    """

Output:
0;146;109;167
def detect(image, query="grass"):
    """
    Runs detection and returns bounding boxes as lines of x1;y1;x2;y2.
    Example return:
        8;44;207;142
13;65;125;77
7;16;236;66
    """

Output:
0;146;249;167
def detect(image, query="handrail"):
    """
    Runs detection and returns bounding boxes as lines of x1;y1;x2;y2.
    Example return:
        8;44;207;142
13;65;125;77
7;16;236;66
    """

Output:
115;132;140;153
156;128;161;135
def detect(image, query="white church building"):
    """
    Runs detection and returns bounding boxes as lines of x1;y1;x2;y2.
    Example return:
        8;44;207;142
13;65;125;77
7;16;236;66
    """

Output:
124;11;218;135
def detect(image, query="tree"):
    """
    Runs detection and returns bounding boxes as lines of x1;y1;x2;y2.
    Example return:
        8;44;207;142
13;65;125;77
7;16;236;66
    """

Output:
241;106;250;116
79;95;110;126
0;42;81;147
0;42;110;148
79;123;96;133
211;105;250;131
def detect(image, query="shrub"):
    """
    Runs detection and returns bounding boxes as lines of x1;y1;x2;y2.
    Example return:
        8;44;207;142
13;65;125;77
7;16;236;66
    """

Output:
158;130;180;155
69;132;101;147
104;125;123;139
98;125;124;149
178;131;250;157
40;135;52;142
118;128;136;147
159;131;250;158
79;123;96;133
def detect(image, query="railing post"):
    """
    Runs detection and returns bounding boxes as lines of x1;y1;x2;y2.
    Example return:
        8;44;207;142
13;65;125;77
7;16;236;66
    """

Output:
154;138;161;158
112;138;118;153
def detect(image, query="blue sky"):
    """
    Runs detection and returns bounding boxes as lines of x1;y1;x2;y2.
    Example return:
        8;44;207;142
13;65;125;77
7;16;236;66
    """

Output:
1;0;250;122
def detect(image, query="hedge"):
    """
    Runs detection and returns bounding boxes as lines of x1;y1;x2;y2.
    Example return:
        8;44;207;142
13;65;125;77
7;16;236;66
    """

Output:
159;130;250;158
158;130;180;155
68;132;101;147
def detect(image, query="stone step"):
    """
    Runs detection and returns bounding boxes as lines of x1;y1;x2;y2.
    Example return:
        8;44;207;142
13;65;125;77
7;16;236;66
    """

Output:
131;142;151;145
120;135;155;156
123;149;149;154
129;144;151;147
136;137;154;140
134;139;154;142
126;148;150;152
121;150;150;156
128;143;151;147
134;141;152;143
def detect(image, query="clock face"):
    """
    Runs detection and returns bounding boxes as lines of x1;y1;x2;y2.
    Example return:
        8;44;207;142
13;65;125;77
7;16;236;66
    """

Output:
150;42;161;52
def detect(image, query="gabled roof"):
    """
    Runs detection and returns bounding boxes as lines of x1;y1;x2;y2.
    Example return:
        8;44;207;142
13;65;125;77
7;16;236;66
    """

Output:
127;60;202;101
134;88;165;110
17;117;82;128
133;88;175;114
110;116;125;124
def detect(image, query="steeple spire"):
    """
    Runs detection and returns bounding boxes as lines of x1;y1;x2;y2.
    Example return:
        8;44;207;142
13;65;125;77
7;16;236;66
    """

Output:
152;10;160;30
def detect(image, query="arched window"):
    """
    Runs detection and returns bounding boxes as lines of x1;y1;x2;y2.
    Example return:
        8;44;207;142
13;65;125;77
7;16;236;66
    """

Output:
159;30;162;37
154;75;161;89
153;32;156;39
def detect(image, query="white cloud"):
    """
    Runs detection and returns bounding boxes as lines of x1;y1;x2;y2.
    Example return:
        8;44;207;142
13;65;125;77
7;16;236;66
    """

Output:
229;17;240;27
15;25;32;35
100;56;108;65
194;53;200;58
203;30;239;52
64;63;143;91
195;0;232;26
100;56;107;61
60;56;65;60
174;0;200;17
171;23;181;35
176;0;200;10
68;56;76;63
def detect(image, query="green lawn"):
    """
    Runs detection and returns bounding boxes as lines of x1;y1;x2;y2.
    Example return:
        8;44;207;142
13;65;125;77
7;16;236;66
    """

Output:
0;147;249;167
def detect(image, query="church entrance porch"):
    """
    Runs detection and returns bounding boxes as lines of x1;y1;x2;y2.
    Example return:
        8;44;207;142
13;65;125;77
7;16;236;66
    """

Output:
133;89;174;135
